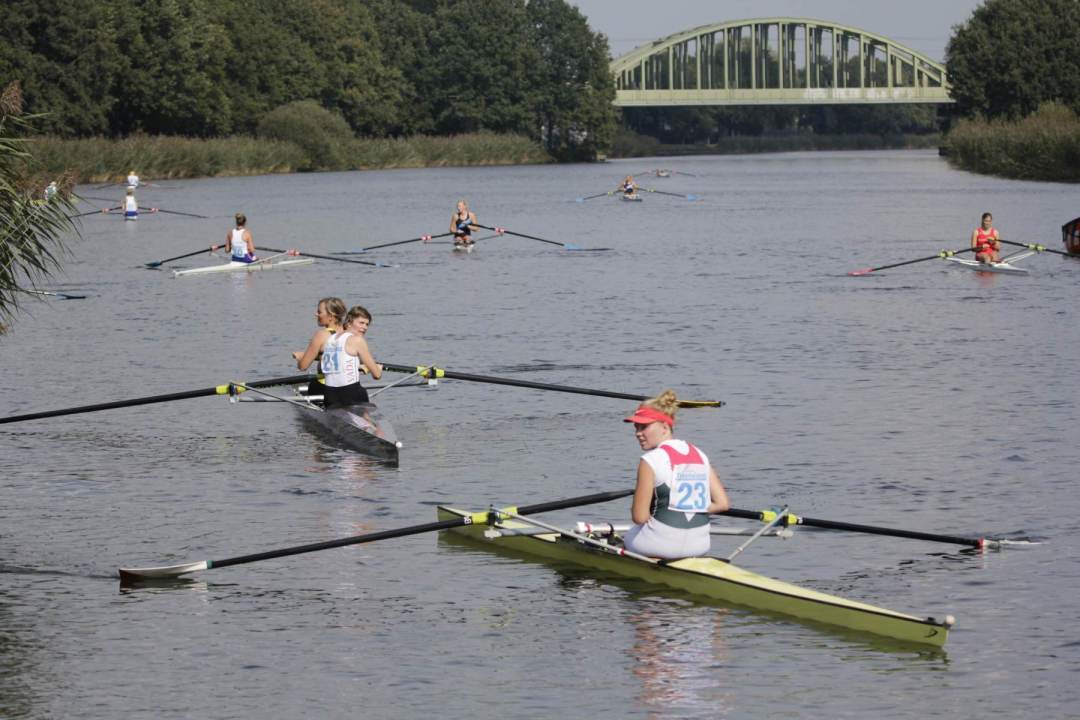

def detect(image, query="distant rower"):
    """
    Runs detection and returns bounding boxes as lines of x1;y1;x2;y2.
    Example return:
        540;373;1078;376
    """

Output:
971;212;1001;264
124;187;138;221
226;213;256;263
126;170;140;189
619;175;639;198
450;200;478;249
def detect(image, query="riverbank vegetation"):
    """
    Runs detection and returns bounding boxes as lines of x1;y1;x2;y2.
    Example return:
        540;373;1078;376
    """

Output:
0;0;613;171
942;102;1080;182
943;0;1080;181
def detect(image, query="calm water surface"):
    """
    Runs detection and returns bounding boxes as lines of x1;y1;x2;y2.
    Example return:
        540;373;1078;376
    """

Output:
1;151;1078;719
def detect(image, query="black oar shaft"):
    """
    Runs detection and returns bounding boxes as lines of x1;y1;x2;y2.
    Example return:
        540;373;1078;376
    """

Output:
363;232;454;251
261;246;381;267
854;248;973;274
147;245;222;267
998;238;1073;258
475;224;563;247
0;373;316;424
719;507;986;548
381;363;650;402
204;488;636;570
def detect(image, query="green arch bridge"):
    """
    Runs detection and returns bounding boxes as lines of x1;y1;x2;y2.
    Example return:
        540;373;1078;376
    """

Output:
611;18;952;106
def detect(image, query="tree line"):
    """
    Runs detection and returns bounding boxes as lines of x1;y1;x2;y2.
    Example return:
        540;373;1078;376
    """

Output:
0;0;616;161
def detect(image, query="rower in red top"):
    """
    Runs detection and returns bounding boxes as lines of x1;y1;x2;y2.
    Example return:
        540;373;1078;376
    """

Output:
971;212;1001;264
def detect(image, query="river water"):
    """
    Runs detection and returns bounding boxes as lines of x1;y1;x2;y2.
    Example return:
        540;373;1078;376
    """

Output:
1;150;1078;719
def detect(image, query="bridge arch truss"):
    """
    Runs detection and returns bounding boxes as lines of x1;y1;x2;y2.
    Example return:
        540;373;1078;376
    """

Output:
611;18;951;106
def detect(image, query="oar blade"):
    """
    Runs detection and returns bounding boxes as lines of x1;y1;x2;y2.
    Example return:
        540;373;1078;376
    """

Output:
119;560;209;582
685;194;698;201
848;268;874;276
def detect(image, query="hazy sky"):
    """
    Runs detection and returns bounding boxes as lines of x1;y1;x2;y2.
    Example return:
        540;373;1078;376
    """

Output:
570;1;985;62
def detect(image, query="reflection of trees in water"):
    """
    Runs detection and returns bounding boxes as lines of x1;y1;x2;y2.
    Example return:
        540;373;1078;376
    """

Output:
629;602;735;718
0;587;44;717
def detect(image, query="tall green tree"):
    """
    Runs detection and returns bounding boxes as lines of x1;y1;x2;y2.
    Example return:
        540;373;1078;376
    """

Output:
0;83;77;332
947;0;1080;120
420;0;532;134
108;0;232;136
0;0;123;136
524;0;615;160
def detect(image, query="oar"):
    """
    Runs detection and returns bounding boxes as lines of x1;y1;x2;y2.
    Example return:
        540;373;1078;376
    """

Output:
138;207;208;219
0;373;317;425
79;195;120;203
575;191;615;202
474;224;609;252
25;289;87;300
118;487;636;581
381;363;723;407
641;188;698;201
999;238;1078;259
261;246;393;268
146;245;224;268
332;231;456;254
718;507;1000;549
69;206;120;219
848;247;974;276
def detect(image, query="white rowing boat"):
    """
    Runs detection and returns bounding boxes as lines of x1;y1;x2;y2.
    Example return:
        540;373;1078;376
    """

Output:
621;194;643;202
173;255;314;277
452;243;475;253
437;506;954;647
945;249;1034;275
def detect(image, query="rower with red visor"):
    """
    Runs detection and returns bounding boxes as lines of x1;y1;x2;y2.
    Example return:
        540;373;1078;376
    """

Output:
622;390;730;560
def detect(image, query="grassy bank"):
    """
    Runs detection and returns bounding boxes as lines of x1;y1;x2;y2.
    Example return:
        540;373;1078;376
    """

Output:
610;128;941;158
23;131;551;183
942;102;1080;182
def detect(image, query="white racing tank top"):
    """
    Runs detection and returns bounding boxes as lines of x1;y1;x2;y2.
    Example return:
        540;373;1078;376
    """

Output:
231;228;249;259
125;195;138;213
321;331;361;387
622;439;713;560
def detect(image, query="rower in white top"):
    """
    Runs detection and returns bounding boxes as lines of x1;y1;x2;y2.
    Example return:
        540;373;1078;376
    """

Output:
126;170;140;189
226;213;256;263
124;187;138;221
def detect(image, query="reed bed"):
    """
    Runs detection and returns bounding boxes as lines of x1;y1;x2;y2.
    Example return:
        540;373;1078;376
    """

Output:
23;132;551;183
943;102;1080;182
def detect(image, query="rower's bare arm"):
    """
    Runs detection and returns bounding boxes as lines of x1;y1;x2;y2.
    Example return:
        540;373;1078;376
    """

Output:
352;337;382;380
631;461;655;525
707;467;729;513
294;329;328;370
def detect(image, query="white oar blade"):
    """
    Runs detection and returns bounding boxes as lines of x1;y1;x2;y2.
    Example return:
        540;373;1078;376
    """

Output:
119;560;208;581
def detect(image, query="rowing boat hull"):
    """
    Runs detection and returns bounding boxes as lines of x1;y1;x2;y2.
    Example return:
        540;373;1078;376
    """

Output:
173;258;314;277
621;194;643;202
437;507;951;647
294;394;401;464
944;257;1028;275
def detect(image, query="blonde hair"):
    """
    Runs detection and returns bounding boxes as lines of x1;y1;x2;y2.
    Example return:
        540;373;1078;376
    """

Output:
642;389;679;419
344;305;372;326
234;213;247;226
318;297;346;326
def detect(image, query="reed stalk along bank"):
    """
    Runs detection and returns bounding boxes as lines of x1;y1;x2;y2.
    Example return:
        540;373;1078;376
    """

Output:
26;132;552;183
943;102;1080;183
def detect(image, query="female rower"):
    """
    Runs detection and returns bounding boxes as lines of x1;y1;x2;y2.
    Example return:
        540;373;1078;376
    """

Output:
123;187;138;221
450;200;477;248
126;169;140;189
619;175;639;197
971;212;1001;264
226;213;256;263
318;305;382;408
293;297;346;371
622;390;729;560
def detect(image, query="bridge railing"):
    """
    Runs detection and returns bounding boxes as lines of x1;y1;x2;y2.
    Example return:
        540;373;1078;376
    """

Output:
612;18;952;106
